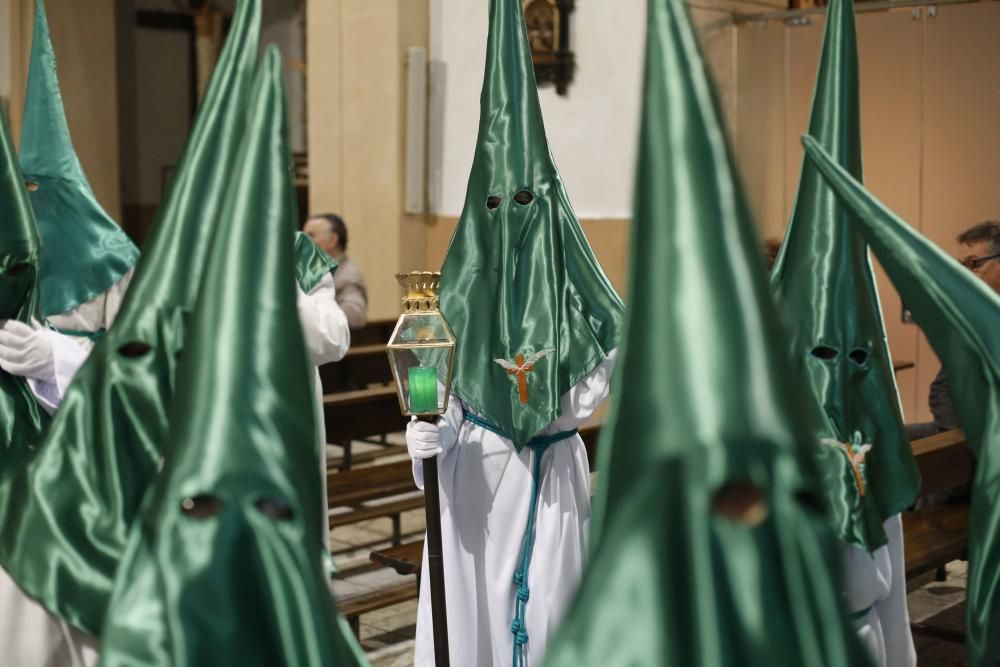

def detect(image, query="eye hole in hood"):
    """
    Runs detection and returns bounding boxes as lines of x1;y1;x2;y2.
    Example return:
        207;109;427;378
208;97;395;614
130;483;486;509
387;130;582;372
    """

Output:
486;195;503;210
848;348;870;367
810;345;839;361
513;190;534;205
4;263;31;277
118;342;152;358
794;490;825;515
180;495;224;519
254;498;295;522
711;480;769;527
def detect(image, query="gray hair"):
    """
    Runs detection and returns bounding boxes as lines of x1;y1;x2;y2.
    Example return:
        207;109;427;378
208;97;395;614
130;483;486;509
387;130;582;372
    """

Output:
957;220;1000;254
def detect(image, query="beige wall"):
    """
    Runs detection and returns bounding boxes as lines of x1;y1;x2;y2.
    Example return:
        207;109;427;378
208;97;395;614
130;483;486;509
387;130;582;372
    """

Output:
307;0;429;321
418;2;1000;425
6;0;122;220
734;1;1000;421
309;0;755;317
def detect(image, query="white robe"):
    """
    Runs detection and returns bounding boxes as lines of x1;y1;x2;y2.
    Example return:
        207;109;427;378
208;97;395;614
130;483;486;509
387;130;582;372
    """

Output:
413;351;616;667
296;272;351;551
0;272;348;666
842;514;916;667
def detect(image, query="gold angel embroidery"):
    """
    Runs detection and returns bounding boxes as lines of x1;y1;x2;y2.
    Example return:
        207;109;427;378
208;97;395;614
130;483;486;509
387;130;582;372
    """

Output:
822;431;873;496
494;349;554;404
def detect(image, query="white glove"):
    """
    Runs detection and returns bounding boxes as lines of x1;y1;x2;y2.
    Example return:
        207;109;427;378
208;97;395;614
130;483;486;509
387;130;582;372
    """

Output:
0;319;56;383
406;418;443;460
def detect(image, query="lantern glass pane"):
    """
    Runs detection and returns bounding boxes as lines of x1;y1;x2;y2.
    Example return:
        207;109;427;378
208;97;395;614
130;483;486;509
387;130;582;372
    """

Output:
387;312;455;416
390;313;454;345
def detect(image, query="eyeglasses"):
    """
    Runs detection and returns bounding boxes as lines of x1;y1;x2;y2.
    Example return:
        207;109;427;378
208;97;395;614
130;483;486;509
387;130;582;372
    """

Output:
959;252;1000;271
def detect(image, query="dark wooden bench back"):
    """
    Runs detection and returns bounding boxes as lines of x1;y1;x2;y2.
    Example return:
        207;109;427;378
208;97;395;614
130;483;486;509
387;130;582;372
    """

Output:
911;429;973;498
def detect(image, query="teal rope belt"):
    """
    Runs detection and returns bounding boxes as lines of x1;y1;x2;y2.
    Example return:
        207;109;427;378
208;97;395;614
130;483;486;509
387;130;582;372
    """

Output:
848;605;873;623
461;411;577;667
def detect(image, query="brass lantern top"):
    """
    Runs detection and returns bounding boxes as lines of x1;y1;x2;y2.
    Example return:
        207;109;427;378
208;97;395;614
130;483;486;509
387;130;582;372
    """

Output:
396;271;442;313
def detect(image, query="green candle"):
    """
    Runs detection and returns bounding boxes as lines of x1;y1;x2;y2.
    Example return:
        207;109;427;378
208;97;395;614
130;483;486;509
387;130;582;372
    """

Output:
408;366;438;413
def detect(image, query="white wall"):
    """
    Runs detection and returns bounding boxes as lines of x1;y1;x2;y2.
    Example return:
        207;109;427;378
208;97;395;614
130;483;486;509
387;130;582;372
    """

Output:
429;0;647;218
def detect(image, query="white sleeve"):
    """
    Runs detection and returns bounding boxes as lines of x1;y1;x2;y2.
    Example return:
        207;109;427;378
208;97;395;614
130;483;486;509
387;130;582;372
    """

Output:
296;273;351;366
102;268;134;330
547;348;618;432
26;330;91;415
411;395;464;490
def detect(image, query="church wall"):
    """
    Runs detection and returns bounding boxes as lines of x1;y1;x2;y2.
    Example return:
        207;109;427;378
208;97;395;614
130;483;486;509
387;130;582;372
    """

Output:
916;1;1000;422
307;0;430;321
7;1;989;375
12;0;123;220
427;1;764;221
423;0;999;424
4;0;122;220
736;1;1000;423
424;0;747;312
0;0;10;108
428;0;646;220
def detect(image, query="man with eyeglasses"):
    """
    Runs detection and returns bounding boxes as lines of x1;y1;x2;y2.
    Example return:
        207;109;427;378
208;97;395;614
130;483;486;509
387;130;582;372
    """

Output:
907;220;1000;441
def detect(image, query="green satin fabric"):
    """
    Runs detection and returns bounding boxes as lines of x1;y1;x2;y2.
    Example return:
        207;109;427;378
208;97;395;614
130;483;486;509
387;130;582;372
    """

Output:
0;108;49;487
802;135;1000;667
439;0;624;449
769;0;919;553
20;0;139;318
294;231;337;293
101;49;365;666
0;0;261;636
543;1;871;664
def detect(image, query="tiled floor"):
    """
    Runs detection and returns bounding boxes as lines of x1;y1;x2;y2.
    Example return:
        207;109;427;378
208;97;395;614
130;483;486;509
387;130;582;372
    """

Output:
327;438;423;666
910;562;968;666
330;441;970;666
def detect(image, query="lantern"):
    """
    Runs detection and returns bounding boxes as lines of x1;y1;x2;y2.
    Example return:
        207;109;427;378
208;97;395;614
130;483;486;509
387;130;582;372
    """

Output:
386;270;455;666
386;271;456;417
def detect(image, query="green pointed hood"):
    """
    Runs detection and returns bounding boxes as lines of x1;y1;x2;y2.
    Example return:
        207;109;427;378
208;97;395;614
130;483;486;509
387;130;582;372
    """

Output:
769;0;919;552
0;106;49;477
0;0;260;636
294;231;337;293
802;134;1000;666
439;0;624;448
543;0;870;664
20;0;139;318
100;49;366;667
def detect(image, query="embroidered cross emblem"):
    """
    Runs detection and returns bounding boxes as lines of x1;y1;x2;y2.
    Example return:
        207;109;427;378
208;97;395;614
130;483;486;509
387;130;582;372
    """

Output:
494;349;554;405
822;431;873;496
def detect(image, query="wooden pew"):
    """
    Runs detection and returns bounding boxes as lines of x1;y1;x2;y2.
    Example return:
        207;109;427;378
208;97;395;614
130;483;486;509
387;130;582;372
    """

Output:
893;359;915;373
338;582;418;637
317;316;396;461
349;318;396;347
326;459;422;555
323;386;408;470
903;428;973;581
319;344;393;394
902;428;972;644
